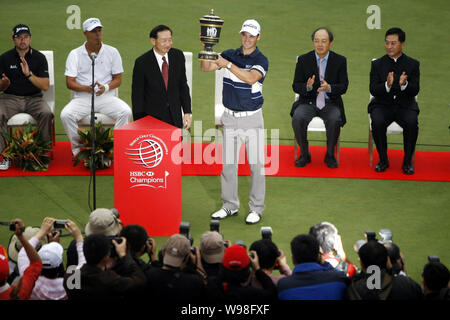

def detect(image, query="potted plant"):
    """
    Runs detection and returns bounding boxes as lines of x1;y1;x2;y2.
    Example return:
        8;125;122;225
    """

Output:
73;122;114;170
1;123;51;171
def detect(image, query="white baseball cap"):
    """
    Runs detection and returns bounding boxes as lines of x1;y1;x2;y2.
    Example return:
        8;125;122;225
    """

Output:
39;242;64;269
83;18;103;32
239;19;260;36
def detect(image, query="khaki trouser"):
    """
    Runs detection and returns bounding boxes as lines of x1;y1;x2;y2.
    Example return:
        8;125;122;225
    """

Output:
0;93;53;152
220;109;266;215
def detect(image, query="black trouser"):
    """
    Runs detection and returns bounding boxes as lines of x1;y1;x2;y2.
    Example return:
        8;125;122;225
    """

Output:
292;102;341;158
370;105;419;164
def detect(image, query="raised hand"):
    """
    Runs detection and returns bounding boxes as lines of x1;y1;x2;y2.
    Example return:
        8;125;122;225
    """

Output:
399;71;408;86
307;74;316;90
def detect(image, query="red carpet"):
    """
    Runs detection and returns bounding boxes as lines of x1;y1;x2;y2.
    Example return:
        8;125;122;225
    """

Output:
1;141;449;182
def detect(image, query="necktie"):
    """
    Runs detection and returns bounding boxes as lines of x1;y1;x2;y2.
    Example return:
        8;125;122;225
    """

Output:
162;56;169;90
316;58;325;109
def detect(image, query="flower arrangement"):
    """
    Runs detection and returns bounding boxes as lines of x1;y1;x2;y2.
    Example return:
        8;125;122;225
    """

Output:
1;123;51;171
73;122;114;170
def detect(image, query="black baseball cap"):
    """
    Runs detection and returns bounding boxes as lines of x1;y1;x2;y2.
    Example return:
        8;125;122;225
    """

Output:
12;24;31;38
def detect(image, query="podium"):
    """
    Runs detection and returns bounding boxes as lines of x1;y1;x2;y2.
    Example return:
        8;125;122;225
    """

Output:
114;116;182;236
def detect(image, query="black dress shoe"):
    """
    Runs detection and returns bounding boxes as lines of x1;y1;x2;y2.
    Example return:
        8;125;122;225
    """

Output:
324;155;338;168
295;153;311;167
375;161;389;172
402;163;415;175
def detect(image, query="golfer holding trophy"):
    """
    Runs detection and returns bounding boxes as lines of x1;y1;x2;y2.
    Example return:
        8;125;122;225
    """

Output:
200;11;269;225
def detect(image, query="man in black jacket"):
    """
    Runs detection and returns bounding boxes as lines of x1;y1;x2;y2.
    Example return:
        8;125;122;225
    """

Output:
144;234;206;302
291;27;348;169
64;234;146;300
132;25;192;129
369;27;420;174
347;240;423;300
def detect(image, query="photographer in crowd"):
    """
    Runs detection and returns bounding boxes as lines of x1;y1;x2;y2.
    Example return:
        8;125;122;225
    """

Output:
278;234;348;300
64;233;146;300
144;234;207;302
17;217;69;300
248;239;292;287
347;239;423;300
0;219;42;300
66;208;122;267
210;244;278;302
309;222;356;278
421;260;450;300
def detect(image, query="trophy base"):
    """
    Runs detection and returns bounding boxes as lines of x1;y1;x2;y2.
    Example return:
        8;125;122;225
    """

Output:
198;51;218;61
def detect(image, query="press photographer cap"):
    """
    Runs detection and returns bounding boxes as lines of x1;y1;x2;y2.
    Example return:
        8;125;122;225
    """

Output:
200;231;225;264
163;234;191;267
222;244;250;271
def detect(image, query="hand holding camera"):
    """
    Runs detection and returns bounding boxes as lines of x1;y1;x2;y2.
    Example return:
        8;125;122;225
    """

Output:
65;220;83;242
11;219;25;237
145;238;157;261
248;250;260;271
0;219;25;234
35;217;56;241
111;236;127;259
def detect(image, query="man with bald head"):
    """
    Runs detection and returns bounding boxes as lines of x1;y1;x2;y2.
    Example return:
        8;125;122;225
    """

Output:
291;27;348;169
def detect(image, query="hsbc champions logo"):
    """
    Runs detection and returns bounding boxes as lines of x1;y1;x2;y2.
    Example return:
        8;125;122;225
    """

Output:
127;139;164;168
126;134;169;189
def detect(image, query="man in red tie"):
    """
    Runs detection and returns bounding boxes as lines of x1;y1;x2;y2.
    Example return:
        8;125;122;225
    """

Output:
132;25;192;129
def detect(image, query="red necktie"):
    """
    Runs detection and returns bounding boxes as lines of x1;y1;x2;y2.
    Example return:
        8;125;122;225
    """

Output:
162;56;169;89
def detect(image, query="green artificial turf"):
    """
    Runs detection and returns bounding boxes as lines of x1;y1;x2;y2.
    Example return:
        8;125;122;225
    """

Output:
0;0;449;287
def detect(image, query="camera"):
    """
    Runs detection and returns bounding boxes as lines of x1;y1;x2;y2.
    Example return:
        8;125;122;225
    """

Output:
179;221;194;246
365;230;377;242
428;255;440;263
260;226;273;240
379;229;392;242
235;240;247;249
53;220;68;229
210;220;228;248
108;236;123;258
0;221;24;232
210;220;220;233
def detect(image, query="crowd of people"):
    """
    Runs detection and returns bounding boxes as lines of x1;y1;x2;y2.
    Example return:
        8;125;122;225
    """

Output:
1;209;448;301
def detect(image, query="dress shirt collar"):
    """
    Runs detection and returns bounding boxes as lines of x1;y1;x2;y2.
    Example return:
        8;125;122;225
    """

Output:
315;51;329;63
153;49;169;70
388;53;404;63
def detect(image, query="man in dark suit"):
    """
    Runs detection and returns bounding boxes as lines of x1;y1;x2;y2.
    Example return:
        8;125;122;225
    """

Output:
291;27;348;168
369;27;420;175
132;25;192;129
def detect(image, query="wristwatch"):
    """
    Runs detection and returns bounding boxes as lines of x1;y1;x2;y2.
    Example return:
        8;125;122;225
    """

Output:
226;62;232;69
26;71;33;79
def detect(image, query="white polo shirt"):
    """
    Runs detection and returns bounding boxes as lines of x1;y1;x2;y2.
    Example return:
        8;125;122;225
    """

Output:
65;42;123;98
